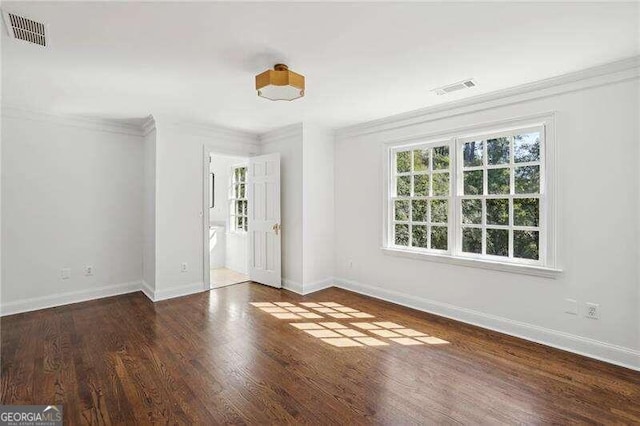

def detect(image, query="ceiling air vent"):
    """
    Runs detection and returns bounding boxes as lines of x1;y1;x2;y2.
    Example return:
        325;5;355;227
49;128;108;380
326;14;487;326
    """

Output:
433;79;477;95
2;11;47;47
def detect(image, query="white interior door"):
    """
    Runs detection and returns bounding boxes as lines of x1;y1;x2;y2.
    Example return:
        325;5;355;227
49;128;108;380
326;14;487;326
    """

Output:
248;153;281;288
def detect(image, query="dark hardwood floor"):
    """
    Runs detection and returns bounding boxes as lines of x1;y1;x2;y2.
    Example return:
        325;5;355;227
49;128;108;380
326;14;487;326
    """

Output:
2;283;639;424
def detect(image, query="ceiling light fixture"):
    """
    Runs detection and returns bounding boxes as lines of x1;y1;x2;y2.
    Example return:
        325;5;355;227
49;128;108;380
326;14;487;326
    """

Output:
255;64;305;101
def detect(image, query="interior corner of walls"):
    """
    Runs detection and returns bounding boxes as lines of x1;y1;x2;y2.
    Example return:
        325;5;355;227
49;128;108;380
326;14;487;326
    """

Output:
287;276;335;295
153;281;204;302
141;280;156;302
301;277;335;295
282;278;304;295
142;114;157;136
258;122;304;145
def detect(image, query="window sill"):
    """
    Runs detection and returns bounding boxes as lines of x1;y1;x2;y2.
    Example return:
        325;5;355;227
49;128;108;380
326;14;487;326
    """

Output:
381;247;562;279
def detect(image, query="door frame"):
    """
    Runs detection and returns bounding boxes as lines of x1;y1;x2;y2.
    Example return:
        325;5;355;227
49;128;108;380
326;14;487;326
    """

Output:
202;144;257;291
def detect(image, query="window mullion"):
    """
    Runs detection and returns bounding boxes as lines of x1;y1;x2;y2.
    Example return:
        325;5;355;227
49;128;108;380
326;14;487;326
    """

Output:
482;140;487;255
408;152;413;248
509;136;515;259
451;139;458;256
426;148;432;250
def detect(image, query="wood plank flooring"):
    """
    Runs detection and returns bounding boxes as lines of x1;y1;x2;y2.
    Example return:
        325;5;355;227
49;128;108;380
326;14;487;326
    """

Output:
2;283;639;424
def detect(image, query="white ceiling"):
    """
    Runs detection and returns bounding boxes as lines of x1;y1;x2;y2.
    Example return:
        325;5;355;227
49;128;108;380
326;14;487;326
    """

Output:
2;2;638;133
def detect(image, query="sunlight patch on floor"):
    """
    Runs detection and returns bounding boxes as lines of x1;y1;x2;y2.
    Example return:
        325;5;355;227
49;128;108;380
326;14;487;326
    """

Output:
271;313;301;319
351;322;380;330
355;337;389;346
390;337;424;346
322;338;363;347
250;301;451;348
319;322;347;329
304;329;342;338
298;312;323;319
370;329;403;338
336;329;367;337
251;301;374;319
373;322;403;329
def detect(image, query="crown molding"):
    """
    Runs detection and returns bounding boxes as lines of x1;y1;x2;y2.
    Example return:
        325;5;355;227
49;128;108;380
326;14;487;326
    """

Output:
160;118;259;146
259;122;303;144
141;115;156;136
1;104;147;137
336;55;640;139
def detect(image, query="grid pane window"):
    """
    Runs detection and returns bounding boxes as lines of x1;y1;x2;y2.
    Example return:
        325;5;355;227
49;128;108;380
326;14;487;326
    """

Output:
391;143;451;252
388;125;545;266
230;165;248;232
460;130;542;262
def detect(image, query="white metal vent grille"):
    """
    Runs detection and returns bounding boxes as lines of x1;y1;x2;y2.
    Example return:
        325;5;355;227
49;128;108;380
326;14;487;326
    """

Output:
433;79;477;95
2;11;46;46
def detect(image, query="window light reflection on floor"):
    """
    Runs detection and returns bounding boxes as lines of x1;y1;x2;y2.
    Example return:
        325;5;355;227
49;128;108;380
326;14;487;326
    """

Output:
251;301;374;319
322;338;363;347
250;302;450;347
305;329;342;338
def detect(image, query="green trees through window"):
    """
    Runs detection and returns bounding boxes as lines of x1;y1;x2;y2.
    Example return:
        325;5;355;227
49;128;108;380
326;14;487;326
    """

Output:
390;127;544;264
460;131;541;261
392;145;451;251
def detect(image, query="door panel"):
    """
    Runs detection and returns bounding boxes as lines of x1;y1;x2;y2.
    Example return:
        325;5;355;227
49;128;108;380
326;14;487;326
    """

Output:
248;153;281;287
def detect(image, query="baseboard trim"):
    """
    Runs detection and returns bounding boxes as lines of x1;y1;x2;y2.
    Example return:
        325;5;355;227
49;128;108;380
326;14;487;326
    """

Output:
282;278;334;295
141;280;155;302
153;281;204;302
303;277;335;295
0;280;142;316
282;278;303;294
333;277;640;372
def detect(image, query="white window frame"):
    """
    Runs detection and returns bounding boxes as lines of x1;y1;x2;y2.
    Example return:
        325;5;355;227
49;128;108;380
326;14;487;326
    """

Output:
382;113;560;278
229;163;248;233
388;139;454;254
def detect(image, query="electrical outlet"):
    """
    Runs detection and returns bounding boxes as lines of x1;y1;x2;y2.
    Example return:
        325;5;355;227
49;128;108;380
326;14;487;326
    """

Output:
585;302;600;319
85;265;94;276
61;268;71;280
181;262;188;272
564;298;578;315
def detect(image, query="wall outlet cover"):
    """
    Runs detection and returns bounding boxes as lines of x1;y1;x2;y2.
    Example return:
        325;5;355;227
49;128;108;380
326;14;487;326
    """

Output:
585;302;600;319
85;266;94;276
61;268;71;279
181;262;188;272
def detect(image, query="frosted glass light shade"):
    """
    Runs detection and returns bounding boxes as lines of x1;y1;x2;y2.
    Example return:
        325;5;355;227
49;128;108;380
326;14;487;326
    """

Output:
256;64;305;101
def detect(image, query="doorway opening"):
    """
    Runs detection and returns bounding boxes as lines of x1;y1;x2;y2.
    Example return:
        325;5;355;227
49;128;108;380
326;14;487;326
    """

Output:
207;152;250;289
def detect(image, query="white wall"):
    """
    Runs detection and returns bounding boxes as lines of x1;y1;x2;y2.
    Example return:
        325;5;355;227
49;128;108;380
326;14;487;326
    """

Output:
153;120;258;299
142;122;156;293
225;233;248;275
334;62;640;369
1;110;144;314
302;124;335;290
260;124;304;288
